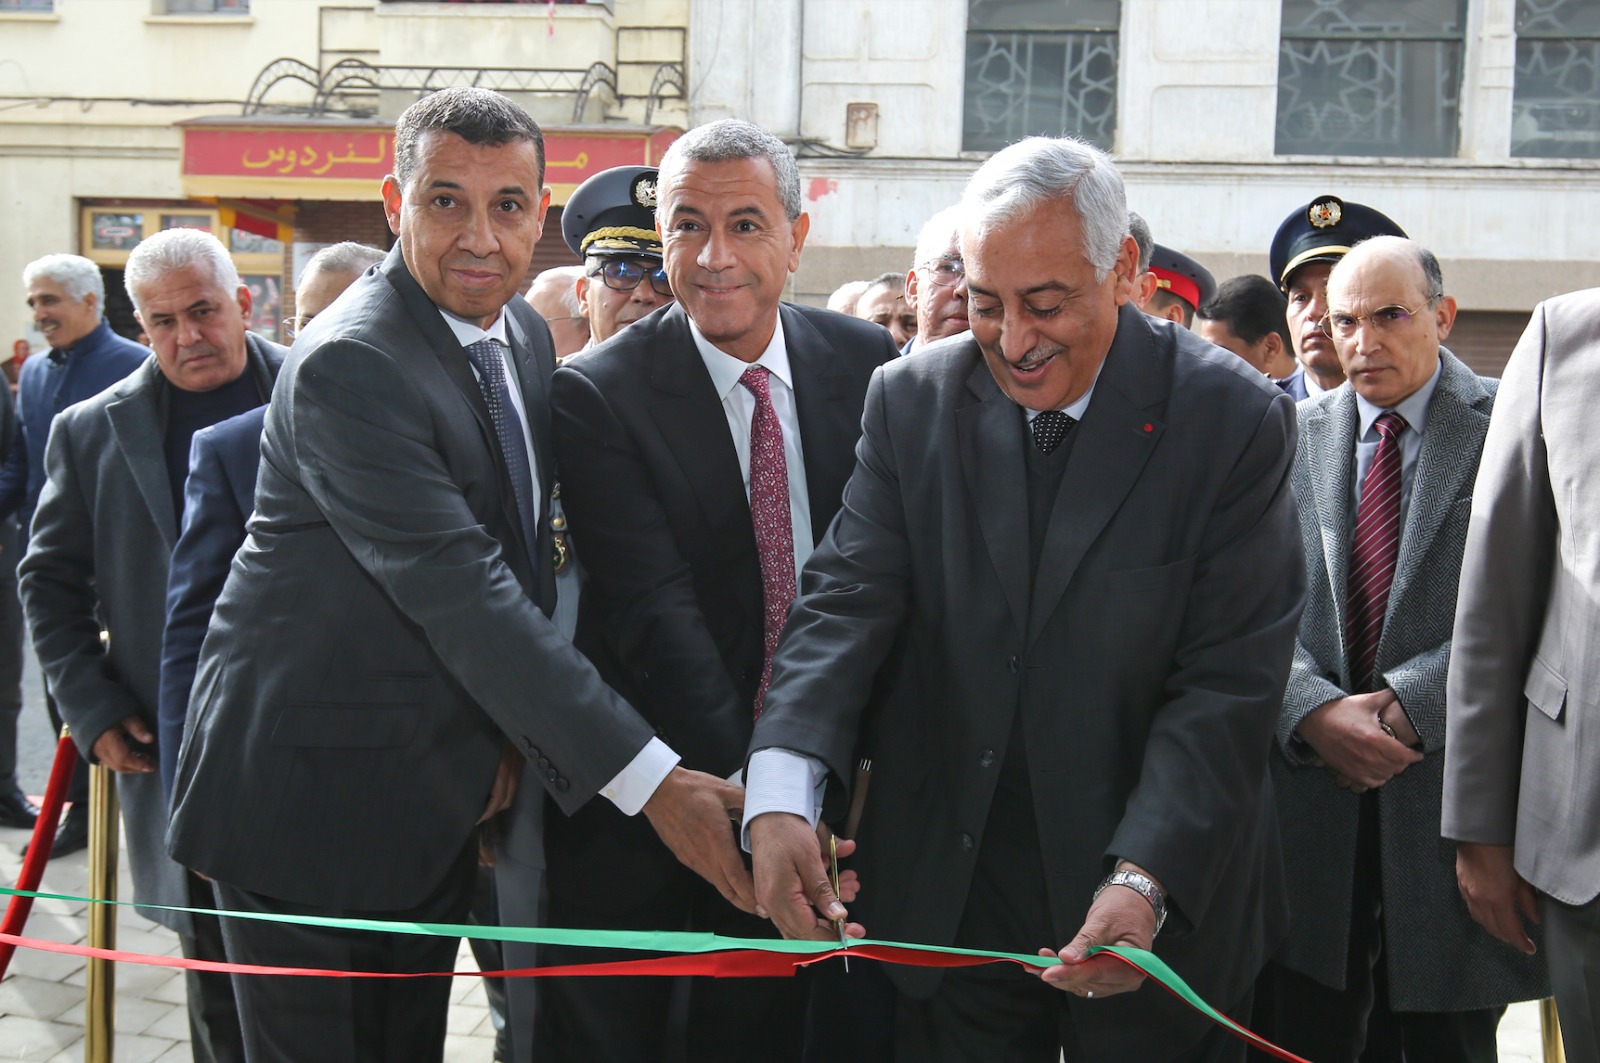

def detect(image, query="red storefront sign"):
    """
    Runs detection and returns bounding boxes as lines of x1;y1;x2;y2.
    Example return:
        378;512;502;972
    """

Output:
180;122;680;204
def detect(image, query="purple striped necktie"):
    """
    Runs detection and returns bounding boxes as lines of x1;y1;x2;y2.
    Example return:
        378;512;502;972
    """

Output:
1346;410;1407;690
740;366;796;719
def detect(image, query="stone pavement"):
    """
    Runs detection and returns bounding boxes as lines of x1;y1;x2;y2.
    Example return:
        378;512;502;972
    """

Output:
0;806;1553;1063
0;813;499;1062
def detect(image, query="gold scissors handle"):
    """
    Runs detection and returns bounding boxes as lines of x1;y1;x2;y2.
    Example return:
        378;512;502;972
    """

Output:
830;834;849;971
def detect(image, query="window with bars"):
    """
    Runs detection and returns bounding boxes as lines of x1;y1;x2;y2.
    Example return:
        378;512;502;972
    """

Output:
1276;0;1466;158
963;0;1121;153
162;0;250;13
1512;0;1600;158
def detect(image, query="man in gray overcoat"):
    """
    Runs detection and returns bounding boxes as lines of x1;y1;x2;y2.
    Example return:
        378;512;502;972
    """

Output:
1254;236;1547;1061
19;227;284;1063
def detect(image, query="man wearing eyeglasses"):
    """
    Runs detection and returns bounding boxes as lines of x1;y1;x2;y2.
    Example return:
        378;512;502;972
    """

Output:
1269;195;1408;402
1254;235;1548;1061
902;204;969;356
559;165;675;352
539;119;897;1062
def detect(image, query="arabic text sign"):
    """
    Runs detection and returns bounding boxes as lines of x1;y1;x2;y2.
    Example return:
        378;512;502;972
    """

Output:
185;129;393;180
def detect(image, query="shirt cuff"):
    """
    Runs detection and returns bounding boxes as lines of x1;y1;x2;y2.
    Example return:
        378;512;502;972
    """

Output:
740;748;827;850
598;737;680;816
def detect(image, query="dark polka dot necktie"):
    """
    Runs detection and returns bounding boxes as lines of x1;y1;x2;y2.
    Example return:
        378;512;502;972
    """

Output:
1031;409;1076;455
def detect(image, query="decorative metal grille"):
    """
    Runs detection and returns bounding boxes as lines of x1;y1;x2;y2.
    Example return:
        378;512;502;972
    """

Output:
1276;0;1466;158
1512;0;1600;158
963;1;1121;153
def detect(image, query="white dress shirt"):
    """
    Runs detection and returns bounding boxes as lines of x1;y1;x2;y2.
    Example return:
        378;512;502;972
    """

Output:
1350;357;1443;529
442;306;678;815
687;314;815;581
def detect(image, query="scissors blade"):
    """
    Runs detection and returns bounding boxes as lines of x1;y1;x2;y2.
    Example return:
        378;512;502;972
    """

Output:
830;835;849;972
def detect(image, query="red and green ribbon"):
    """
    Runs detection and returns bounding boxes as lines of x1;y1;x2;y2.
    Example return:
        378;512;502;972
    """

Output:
0;885;1310;1062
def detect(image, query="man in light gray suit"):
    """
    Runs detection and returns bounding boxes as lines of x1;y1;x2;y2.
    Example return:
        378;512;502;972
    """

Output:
1445;287;1600;1063
20;227;284;1063
1255;237;1546;1062
746;135;1304;1062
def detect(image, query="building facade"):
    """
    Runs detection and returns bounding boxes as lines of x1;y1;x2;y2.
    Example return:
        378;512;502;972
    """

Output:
3;0;1595;373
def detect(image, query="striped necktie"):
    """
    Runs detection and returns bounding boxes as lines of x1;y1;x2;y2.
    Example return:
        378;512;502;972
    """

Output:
463;338;540;573
1346;410;1407;690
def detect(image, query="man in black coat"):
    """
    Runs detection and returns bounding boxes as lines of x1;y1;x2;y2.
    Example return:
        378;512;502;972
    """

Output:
541;118;896;1061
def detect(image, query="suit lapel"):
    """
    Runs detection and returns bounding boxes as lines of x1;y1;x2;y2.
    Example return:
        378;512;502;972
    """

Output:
782;305;855;545
1303;389;1358;659
1026;306;1165;646
1387;352;1491;617
105;362;177;549
957;354;1030;643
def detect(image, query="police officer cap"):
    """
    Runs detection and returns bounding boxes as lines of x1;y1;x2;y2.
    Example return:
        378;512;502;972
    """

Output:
1149;245;1216;312
1269;195;1407;291
562;165;663;260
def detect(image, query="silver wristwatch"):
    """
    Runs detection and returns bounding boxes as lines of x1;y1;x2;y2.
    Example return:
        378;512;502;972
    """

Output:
1094;869;1169;937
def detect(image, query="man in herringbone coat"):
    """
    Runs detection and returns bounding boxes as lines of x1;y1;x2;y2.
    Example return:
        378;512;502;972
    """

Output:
1251;237;1547;1062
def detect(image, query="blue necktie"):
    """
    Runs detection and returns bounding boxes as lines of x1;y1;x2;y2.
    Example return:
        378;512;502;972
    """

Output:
463;339;540;572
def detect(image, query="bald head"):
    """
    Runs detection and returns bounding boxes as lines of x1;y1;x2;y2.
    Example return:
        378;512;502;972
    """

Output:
1325;236;1455;409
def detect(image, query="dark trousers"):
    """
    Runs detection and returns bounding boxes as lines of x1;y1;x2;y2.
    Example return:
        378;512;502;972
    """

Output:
0;535;24;790
894;963;1249;1063
214;844;476;1063
1542;892;1600;1063
180;874;247;1063
1250;795;1502;1063
536;863;806;1063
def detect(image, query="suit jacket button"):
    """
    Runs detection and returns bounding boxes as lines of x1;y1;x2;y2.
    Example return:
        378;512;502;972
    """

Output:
978;749;995;767
521;736;534;751
1006;656;1019;674
959;833;974;851
537;757;550;769
546;768;558;781
555;777;570;792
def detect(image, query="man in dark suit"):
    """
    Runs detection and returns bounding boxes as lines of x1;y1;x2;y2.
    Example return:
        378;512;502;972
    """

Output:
541;119;897;1061
745;135;1305;1061
1254;237;1547;1062
20;227;284;1063
1;254;147;842
1193;275;1299;386
165;88;756;1062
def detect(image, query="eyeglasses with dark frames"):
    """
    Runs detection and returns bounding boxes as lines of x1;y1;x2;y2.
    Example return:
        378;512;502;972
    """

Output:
590;259;672;297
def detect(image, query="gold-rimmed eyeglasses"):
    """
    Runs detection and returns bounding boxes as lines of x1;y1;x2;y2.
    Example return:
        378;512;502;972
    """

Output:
1319;294;1441;338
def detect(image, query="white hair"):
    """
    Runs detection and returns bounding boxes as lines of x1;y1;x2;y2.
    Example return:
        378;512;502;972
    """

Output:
913;205;964;270
304;241;384;279
826;279;871;315
23;254;105;309
124;228;242;316
960;136;1128;281
660;118;802;221
532;264;585;317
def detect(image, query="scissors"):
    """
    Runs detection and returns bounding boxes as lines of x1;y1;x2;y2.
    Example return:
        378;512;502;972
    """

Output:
830;834;849;972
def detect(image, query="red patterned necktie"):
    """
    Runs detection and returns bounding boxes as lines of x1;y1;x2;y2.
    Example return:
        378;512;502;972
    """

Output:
1346;410;1407;691
739;366;796;719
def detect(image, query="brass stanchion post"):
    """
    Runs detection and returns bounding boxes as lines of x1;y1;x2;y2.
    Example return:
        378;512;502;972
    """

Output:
1542;998;1568;1063
84;757;118;1063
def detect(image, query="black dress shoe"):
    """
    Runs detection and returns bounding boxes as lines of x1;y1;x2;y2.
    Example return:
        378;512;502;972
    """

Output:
21;804;88;859
0;786;38;829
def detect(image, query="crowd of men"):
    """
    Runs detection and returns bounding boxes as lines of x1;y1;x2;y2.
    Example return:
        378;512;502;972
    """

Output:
3;84;1597;1063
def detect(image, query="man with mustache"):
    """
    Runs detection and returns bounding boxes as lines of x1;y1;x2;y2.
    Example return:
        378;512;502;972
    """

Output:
21;227;285;1063
745;134;1304;1062
1269;195;1406;401
562;165;674;351
0;255;146;844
